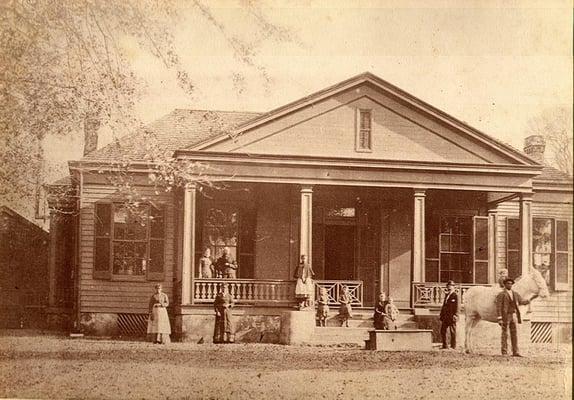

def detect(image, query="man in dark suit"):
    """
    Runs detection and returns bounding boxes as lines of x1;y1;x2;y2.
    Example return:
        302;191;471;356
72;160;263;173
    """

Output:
496;277;531;357
439;280;458;350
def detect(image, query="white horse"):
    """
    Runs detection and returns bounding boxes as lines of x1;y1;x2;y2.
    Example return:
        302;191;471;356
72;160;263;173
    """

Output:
463;268;549;354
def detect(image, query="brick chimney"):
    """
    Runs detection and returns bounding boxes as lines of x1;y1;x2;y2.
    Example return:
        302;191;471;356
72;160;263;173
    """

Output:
524;135;546;164
83;116;100;156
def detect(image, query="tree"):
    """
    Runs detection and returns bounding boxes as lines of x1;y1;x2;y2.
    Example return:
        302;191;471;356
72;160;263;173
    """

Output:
0;0;296;219
526;107;573;177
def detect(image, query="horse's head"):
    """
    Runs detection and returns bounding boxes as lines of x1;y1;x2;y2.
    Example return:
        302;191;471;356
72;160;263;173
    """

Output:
528;268;550;299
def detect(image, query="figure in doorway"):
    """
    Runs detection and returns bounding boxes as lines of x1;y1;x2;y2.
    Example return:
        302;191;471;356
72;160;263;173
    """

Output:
215;247;238;279
147;284;171;344
338;285;353;327
316;287;330;326
213;284;235;344
199;248;214;278
373;292;388;330
294;254;315;310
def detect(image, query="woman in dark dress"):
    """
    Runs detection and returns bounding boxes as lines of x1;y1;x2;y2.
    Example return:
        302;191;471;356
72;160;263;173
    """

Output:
213;284;235;343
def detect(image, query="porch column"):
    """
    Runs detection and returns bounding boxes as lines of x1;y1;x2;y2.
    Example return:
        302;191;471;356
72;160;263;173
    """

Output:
488;209;498;284
412;189;426;282
47;211;59;308
519;193;533;277
299;186;313;262
181;183;197;305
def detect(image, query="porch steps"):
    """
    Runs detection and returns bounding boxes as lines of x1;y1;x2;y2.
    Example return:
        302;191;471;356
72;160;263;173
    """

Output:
306;312;419;346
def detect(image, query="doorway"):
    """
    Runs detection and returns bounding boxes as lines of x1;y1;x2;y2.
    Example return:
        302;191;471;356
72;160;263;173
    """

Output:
324;225;355;280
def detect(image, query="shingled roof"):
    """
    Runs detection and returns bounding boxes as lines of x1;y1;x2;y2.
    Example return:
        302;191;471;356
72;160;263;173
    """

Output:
535;165;573;183
81;109;261;162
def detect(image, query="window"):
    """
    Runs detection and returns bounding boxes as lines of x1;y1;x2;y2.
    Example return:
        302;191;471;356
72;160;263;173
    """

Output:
439;216;472;283
200;204;255;278
356;109;372;151
94;203;165;280
506;217;570;290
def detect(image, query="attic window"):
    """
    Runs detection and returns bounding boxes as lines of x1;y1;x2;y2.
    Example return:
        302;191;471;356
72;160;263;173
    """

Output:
356;109;372;152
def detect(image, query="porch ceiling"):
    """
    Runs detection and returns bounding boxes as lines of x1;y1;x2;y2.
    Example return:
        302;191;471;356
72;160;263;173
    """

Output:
175;151;540;193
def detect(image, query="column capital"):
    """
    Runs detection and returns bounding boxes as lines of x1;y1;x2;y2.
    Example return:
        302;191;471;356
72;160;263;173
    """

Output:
300;185;313;193
184;182;197;190
519;192;533;202
487;209;498;215
413;188;426;197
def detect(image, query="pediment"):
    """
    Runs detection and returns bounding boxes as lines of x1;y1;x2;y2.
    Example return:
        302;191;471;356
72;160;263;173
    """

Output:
195;74;535;166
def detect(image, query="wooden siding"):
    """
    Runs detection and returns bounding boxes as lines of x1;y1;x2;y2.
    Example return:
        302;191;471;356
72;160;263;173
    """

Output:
78;184;175;314
212;84;514;165
495;197;573;323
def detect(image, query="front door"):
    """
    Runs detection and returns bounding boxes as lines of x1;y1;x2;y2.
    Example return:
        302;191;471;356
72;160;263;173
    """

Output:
324;225;355;280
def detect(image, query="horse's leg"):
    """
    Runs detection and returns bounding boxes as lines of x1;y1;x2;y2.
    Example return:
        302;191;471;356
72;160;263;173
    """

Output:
465;314;476;354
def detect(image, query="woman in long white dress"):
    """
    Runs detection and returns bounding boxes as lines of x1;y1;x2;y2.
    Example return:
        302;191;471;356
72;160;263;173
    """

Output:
147;284;171;344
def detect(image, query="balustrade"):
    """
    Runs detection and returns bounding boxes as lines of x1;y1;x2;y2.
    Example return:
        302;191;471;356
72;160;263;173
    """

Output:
411;282;483;308
194;279;296;305
193;279;364;307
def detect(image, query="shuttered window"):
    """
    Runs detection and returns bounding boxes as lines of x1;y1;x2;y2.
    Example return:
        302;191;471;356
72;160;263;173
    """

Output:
506;218;521;280
507;217;571;291
93;203;165;281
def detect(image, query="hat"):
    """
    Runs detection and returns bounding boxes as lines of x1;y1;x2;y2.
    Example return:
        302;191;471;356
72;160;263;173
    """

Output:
503;278;515;284
446;280;455;287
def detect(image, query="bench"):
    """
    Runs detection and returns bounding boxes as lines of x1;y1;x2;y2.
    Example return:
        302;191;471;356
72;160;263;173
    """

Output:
365;329;433;351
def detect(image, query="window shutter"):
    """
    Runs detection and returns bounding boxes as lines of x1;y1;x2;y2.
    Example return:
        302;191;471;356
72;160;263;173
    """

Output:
147;204;165;281
554;220;570;291
473;216;489;284
94;203;112;280
506;218;520;280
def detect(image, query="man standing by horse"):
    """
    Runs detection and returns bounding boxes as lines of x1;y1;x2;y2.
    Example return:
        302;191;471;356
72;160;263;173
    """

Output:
439;280;459;350
496;277;533;357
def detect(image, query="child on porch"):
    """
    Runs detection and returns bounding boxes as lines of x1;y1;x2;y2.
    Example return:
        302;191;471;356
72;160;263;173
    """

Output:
338;286;353;327
384;296;399;330
294;254;314;310
316;287;329;327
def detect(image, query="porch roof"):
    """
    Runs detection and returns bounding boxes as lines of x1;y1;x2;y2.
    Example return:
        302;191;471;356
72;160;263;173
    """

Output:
173;150;541;193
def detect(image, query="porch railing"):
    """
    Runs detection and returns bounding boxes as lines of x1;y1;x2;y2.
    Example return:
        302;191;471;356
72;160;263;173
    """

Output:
412;282;484;308
193;279;364;307
194;279;296;305
314;280;363;307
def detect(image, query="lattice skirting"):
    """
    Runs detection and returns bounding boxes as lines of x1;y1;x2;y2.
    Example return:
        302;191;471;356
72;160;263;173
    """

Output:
117;313;148;336
531;322;552;344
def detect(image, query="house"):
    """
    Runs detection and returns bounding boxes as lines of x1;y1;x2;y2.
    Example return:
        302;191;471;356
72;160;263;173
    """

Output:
0;206;50;328
47;72;573;343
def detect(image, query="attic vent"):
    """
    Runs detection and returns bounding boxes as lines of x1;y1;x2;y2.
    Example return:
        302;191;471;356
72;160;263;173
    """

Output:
356;109;372;152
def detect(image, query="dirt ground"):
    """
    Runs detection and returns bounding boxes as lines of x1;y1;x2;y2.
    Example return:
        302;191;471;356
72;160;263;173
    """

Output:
0;330;571;400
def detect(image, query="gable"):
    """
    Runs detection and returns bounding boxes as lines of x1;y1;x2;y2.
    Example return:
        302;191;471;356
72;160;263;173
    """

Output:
199;76;533;166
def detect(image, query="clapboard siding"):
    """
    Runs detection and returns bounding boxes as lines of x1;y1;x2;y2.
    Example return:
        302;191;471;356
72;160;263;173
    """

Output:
495;197;573;324
78;183;176;314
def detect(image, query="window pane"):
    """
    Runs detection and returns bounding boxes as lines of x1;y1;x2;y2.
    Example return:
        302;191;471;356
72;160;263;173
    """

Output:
425;259;439;282
556;253;569;284
150;206;165;239
95;238;110;272
114;206;148;240
149;240;164;274
556;221;569;252
95;204;111;237
360;110;371;129
440;234;450;252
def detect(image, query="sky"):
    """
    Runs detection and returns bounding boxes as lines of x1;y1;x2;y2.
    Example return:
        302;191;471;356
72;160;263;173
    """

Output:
44;0;573;167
